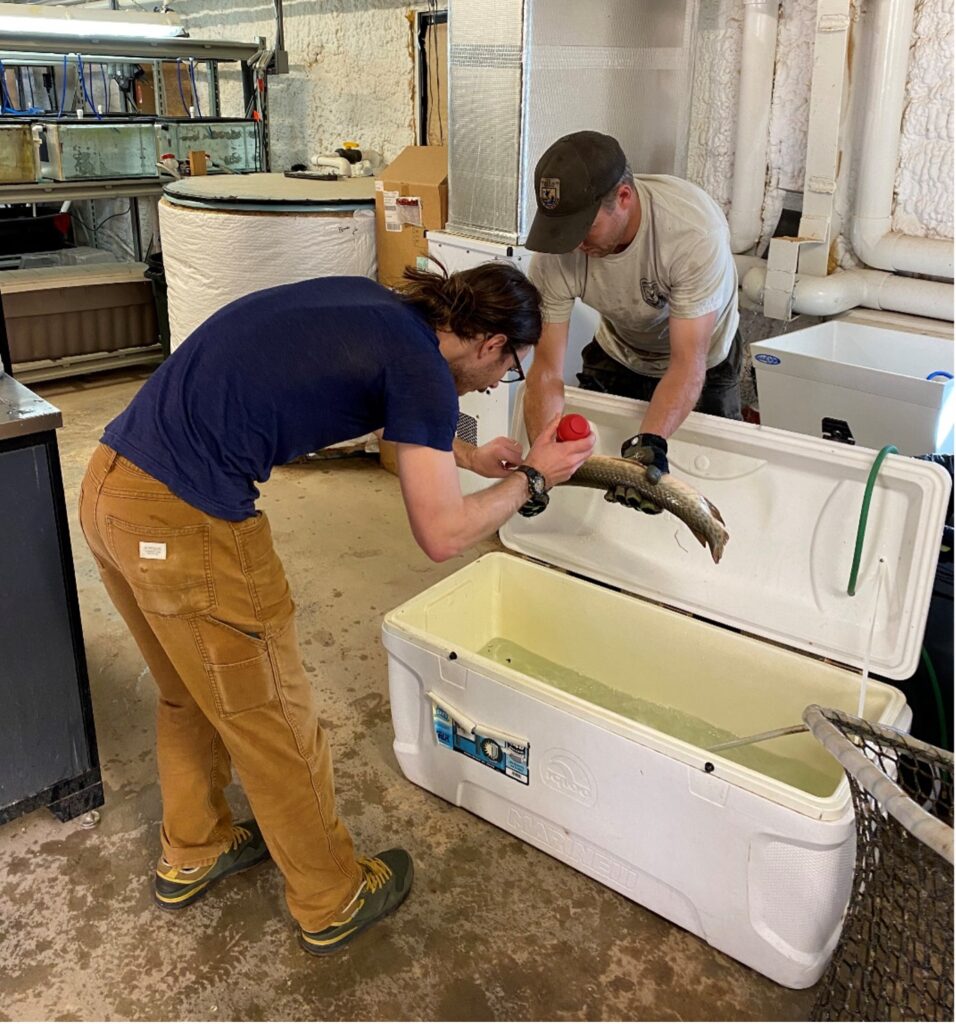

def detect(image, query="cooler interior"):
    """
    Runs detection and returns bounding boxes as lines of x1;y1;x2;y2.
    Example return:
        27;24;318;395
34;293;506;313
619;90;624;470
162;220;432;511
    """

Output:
387;552;907;801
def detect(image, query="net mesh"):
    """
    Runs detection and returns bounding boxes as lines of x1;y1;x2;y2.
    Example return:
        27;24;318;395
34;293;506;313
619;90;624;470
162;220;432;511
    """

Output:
804;706;954;1022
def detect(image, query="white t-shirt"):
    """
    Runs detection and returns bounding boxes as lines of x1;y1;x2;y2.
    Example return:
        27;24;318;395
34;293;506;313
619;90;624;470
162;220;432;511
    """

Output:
528;175;739;377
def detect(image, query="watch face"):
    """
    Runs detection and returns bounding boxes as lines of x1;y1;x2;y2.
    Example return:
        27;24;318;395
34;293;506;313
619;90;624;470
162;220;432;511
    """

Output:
520;466;545;496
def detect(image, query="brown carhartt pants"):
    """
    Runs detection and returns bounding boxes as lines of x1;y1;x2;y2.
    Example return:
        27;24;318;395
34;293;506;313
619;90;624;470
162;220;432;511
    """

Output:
79;444;362;930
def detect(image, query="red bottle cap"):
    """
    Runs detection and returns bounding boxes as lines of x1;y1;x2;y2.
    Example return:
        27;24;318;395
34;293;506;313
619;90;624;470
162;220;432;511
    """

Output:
557;414;591;442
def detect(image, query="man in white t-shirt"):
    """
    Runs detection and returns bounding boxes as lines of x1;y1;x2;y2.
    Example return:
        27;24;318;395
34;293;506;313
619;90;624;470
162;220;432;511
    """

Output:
524;131;742;511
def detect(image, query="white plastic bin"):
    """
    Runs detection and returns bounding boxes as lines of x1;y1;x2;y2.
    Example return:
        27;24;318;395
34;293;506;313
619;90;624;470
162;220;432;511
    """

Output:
383;388;952;988
751;321;954;455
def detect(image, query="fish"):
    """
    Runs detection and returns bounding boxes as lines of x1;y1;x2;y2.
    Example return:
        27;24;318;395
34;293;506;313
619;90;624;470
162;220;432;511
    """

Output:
562;455;730;564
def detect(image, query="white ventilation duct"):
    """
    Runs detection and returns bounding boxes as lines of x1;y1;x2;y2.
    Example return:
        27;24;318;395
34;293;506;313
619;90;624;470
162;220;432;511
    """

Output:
445;0;700;245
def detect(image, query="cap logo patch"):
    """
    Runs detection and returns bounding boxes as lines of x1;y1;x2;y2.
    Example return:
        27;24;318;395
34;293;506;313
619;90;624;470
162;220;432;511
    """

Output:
539;177;560;210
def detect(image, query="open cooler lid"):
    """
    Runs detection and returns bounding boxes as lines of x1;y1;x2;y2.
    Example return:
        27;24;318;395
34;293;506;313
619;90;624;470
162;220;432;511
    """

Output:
501;388;951;679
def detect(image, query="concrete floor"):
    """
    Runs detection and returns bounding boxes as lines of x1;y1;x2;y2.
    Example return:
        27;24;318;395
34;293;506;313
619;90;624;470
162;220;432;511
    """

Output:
0;369;817;1022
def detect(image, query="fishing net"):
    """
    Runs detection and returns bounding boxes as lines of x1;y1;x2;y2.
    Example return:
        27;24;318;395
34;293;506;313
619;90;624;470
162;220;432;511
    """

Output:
804;706;954;1022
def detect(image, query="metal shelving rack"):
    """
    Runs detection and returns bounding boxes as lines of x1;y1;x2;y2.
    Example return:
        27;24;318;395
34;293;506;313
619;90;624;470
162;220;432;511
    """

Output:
0;31;271;380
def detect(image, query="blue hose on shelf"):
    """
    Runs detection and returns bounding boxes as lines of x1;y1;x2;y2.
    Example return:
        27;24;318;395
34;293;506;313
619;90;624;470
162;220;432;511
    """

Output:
188;60;203;118
0;59;42;114
77;56;103;119
58;54;68;117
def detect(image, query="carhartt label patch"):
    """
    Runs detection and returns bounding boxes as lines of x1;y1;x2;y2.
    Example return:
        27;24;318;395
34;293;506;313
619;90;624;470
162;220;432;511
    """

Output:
539;177;560;210
139;542;167;560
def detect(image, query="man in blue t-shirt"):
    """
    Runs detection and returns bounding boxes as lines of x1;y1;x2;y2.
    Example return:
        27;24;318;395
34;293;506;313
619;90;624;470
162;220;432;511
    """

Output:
78;264;593;956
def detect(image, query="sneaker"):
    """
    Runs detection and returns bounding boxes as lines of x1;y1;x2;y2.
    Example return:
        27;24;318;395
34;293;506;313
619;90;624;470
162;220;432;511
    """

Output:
153;820;271;910
298;849;413;956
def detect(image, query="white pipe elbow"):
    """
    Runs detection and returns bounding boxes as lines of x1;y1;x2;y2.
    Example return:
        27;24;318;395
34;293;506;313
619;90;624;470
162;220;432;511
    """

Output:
741;263;953;321
851;217;953;279
741;266;767;308
310;154;350;177
792;271;869;317
730;226;763;255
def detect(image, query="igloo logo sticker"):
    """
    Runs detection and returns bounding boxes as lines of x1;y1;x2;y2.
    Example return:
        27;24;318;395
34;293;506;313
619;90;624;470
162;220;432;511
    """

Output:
541;750;597;806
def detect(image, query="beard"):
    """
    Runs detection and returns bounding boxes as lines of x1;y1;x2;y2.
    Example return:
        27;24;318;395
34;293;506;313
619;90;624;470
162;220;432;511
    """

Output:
449;364;485;396
580;215;630;257
581;233;626;258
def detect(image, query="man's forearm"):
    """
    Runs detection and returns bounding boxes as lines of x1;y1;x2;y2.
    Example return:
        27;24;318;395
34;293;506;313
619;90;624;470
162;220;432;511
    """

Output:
639;364;705;439
452;437;475;471
428;471;530;561
524;371;565;441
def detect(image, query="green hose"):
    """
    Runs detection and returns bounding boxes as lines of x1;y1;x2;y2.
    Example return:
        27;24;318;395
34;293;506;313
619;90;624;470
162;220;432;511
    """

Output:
847;445;898;597
921;646;949;750
848;444;949;748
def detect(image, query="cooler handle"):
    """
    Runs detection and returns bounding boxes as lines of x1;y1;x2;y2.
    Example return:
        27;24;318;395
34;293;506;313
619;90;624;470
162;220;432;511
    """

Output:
425;691;528;750
425;690;477;735
475;722;529;749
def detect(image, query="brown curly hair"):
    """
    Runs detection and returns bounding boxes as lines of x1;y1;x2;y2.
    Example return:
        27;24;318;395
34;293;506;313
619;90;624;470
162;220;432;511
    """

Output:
395;259;543;350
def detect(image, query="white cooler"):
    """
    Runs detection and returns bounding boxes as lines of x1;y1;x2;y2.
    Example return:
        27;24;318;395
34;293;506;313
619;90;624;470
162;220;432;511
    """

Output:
751;321;954;456
382;388;951;988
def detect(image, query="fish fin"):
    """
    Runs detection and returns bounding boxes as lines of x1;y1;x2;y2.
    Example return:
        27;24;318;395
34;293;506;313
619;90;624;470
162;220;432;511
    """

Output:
704;498;726;526
690;529;708;549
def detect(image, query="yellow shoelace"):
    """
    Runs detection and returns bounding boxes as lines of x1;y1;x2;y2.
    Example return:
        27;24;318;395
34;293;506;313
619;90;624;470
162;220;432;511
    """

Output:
357;855;392;893
229;824;252;850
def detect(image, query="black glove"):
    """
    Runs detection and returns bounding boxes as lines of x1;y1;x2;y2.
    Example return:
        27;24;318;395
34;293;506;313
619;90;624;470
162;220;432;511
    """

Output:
621;432;670;482
604;433;669;515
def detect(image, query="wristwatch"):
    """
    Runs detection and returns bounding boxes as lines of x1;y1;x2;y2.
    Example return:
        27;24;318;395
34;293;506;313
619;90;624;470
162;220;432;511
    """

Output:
515;464;549;517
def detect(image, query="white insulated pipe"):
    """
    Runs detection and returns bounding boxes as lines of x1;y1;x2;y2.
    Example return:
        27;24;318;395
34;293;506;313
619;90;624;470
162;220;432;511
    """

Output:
728;0;780;253
742;264;954;321
851;0;954;279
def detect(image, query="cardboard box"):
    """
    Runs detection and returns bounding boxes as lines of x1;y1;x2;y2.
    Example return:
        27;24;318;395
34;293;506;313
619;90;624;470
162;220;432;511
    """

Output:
374;146;448;289
378;439;400;476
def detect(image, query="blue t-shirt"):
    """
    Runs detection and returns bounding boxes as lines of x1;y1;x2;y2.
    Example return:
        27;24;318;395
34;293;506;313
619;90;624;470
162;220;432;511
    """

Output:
102;276;458;521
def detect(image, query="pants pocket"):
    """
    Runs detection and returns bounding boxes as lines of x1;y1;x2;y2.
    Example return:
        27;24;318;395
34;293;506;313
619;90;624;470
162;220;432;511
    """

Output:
194;616;279;718
233;513;293;623
105;516;214;616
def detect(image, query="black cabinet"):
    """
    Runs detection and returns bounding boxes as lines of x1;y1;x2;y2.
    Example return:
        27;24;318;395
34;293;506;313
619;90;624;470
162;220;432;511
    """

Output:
0;374;103;824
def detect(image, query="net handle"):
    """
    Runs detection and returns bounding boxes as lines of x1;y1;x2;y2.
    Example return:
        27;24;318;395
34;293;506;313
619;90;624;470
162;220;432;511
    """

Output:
803;705;955;866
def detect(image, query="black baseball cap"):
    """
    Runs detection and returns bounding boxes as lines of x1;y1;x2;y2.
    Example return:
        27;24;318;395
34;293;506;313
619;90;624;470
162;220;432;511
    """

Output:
526;131;628;254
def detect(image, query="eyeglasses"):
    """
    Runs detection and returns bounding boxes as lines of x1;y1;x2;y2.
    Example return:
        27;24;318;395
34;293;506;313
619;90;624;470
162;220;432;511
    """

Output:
500;340;526;384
